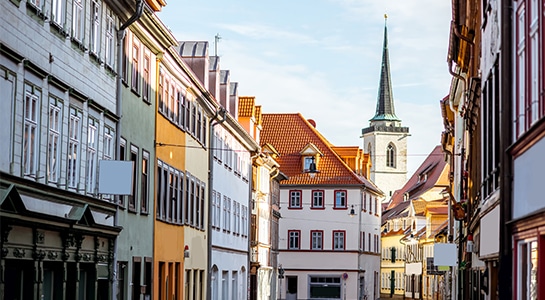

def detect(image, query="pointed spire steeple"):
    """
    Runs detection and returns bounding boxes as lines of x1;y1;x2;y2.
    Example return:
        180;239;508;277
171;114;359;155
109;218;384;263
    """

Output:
370;14;400;123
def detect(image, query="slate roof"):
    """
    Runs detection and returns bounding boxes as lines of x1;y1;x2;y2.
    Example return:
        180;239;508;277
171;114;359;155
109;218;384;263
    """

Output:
178;41;208;57
370;20;400;122
387;145;448;210
260;113;381;193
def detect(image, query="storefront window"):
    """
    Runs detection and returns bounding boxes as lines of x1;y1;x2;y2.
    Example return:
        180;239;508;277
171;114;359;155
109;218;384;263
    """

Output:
518;240;538;300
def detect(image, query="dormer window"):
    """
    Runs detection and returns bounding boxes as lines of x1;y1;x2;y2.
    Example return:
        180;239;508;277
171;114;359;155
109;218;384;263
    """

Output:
304;156;315;172
300;143;322;177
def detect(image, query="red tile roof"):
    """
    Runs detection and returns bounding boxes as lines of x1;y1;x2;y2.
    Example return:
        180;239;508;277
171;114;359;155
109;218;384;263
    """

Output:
387;145;448;210
261;113;381;193
238;96;255;117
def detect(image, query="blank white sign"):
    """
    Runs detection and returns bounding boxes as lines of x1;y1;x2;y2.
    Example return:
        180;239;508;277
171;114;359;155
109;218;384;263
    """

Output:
98;160;134;195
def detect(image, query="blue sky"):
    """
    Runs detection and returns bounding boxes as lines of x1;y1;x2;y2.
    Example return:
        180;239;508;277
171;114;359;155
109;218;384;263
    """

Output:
157;0;452;175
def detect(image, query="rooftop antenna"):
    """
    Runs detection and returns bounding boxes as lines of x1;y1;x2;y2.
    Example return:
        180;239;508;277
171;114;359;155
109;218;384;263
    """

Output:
214;33;222;56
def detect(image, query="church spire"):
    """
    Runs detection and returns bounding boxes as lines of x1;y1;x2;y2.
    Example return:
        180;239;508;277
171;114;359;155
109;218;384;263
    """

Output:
370;14;400;122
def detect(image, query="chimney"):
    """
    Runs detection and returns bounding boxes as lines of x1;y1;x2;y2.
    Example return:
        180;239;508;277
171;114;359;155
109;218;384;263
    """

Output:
178;41;209;88
220;70;230;113
208;56;220;103
229;82;239;119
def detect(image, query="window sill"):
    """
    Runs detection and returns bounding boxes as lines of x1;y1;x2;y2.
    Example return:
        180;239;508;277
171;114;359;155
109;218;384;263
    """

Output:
50;21;70;39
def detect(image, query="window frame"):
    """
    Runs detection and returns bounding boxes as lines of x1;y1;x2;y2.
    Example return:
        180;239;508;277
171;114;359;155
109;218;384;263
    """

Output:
333;190;347;209
67;107;82;189
311;190;325;209
140;150;150;214
333;230;346;251
47;97;62;183
289;190;302;209
89;0;100;54
310;230;323;250
71;0;84;42
86;117;98;194
288;230;301;250
386;143;396;168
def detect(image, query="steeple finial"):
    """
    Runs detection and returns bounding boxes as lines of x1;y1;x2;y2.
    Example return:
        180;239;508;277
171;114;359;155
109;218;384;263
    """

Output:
370;15;400;123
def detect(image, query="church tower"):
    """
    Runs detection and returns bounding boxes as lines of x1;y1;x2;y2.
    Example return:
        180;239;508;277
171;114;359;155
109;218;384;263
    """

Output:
362;15;409;200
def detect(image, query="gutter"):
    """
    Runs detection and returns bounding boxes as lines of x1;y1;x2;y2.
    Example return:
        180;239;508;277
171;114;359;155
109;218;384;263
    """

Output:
113;1;144;298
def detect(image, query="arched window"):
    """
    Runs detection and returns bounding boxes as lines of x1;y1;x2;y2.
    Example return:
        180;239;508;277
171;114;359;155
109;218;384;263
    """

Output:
386;144;396;168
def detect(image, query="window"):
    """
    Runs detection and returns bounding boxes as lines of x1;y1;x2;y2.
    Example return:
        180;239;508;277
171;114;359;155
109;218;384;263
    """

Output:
23;91;40;177
86;118;98;194
303;156;313;171
141;150;149;214
185;175;191;224
131;39;140;93
168;170;176;221
288;230;300;250
105;9;115;67
90;0;100;54
103;126;113;160
289;190;302;208
119;138;126;206
514;0;544;138
143;53;151;102
158;71;164;112
177;92;185;126
128;145;138;211
311;190;324;209
47;98;62;183
72;0;84;41
334;190;347;208
231;271;238;300
516;239;538;300
333;231;345;250
309;277;341;299
361;231;365;251
386;143;396;168
241;205;248;237
311;230;323;250
67;107;82;188
223;196;229;232
51;0;65;25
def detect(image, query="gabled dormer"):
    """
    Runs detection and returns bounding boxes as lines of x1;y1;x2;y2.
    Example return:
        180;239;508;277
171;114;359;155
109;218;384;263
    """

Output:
261;143;280;160
300;143;323;174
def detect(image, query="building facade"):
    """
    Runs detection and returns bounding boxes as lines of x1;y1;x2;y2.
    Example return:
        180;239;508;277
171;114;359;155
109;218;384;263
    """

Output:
1;0;124;298
261;113;383;300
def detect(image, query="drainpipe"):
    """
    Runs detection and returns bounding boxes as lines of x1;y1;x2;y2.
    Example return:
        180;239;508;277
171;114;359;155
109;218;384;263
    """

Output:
113;1;144;299
498;0;513;298
207;107;227;300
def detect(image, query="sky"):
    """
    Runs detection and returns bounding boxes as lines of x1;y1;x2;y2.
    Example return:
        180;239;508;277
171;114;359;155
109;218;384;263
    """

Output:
157;0;453;176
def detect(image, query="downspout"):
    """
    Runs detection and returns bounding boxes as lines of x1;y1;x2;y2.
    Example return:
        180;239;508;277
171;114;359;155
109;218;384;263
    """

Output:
498;0;513;298
113;1;144;299
206;107;227;300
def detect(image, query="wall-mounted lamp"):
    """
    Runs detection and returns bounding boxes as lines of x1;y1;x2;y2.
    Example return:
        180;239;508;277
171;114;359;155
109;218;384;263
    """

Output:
349;205;356;217
306;156;320;178
184;245;190;258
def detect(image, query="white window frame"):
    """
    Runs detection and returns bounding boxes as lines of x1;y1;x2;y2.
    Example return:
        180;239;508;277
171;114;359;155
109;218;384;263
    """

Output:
51;0;64;25
86;117;98;194
105;9;115;67
67;107;82;188
47;98;62;183
143;52;151;102
90;0;100;54
289;190;301;208
23;91;40;177
131;38;140;93
141;150;150;214
72;0;84;42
